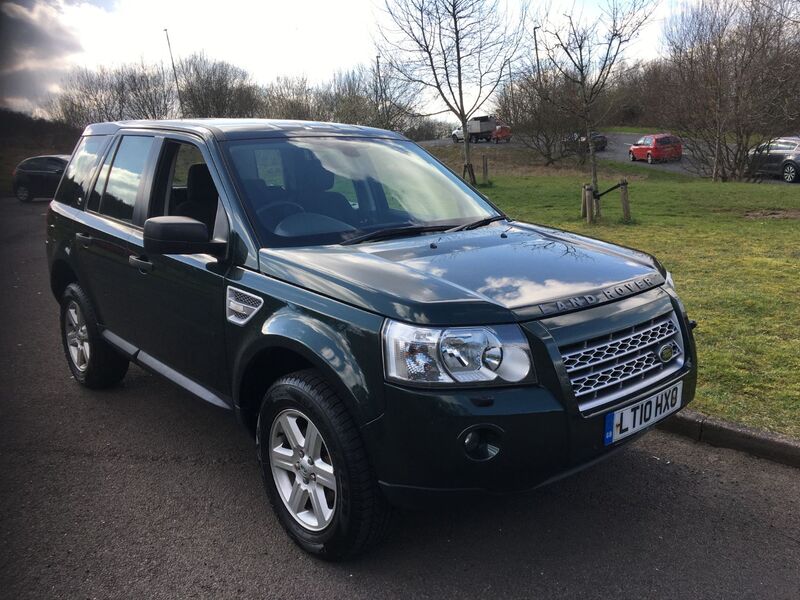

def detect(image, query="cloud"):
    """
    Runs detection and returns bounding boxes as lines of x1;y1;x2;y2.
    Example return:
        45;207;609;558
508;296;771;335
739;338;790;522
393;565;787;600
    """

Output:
0;0;84;110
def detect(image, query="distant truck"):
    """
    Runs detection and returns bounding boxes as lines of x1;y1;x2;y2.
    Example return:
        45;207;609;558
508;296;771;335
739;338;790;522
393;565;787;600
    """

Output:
452;115;512;144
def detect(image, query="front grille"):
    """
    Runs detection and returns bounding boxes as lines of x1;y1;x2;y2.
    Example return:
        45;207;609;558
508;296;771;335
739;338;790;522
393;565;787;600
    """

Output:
559;312;684;413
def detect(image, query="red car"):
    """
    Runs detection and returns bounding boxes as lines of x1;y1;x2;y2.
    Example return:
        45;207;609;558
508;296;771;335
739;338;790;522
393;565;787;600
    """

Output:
629;134;682;163
492;121;512;143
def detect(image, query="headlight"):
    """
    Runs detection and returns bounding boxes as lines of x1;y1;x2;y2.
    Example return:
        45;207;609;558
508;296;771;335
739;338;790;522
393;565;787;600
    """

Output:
665;271;675;289
383;320;534;385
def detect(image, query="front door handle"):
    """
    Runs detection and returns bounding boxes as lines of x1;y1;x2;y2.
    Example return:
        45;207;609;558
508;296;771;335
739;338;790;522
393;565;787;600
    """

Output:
75;232;93;247
128;255;154;273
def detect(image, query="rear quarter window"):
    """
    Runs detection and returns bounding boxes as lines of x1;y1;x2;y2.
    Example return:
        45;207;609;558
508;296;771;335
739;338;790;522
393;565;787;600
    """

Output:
55;136;109;207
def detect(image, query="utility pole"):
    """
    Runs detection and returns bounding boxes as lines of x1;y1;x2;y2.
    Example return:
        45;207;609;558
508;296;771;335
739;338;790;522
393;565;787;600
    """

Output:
507;61;514;124
164;28;184;117
375;54;385;128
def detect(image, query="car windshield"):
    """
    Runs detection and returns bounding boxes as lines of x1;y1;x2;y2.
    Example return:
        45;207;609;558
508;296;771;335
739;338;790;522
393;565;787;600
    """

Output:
224;137;499;247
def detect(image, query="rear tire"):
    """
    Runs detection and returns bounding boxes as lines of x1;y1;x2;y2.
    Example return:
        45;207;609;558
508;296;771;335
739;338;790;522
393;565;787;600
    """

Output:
60;283;129;389
782;162;798;183
15;185;31;202
257;370;391;560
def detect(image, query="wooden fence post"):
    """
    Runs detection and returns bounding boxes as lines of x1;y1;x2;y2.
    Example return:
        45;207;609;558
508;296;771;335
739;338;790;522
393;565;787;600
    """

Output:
593;189;601;220
581;184;588;218
482;155;489;184
585;185;595;224
620;178;631;223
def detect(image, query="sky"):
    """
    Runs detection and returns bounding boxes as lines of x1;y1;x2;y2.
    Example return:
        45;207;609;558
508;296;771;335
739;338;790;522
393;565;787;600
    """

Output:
0;0;680;117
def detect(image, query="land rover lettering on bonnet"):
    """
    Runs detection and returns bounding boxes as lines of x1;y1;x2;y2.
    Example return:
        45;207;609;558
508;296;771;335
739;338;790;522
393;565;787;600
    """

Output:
46;119;697;559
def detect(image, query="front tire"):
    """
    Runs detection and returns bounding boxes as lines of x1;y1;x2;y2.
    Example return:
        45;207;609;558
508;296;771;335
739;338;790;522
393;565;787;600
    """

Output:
629;151;636;162
60;283;129;388
647;153;653;164
257;370;391;560
783;162;798;183
452;135;459;144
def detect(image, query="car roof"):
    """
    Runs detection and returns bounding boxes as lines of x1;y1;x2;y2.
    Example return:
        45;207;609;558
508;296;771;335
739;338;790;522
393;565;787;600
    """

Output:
22;154;70;161
81;118;408;142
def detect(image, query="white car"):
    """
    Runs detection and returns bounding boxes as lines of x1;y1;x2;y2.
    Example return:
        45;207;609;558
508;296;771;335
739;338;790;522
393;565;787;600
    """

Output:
451;127;464;143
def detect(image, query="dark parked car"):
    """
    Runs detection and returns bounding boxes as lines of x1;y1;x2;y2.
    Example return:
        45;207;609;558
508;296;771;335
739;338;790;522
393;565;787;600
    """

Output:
47;119;697;559
12;154;69;202
748;137;800;183
564;131;607;152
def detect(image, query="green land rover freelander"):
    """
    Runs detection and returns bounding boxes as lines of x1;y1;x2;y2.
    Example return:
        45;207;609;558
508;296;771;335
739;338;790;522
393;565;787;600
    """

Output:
47;119;697;559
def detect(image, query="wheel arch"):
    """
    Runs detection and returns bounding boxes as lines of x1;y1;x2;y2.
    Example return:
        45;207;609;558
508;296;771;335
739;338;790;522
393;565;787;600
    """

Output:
50;258;78;300
233;310;383;435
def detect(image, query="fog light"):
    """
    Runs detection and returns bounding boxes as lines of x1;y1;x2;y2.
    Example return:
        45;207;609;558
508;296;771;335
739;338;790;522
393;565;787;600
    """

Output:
461;426;502;461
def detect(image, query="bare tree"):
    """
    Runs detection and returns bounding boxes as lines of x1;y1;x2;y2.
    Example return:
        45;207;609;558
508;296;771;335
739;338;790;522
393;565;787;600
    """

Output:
380;0;526;183
664;0;800;180
48;66;127;127
494;65;579;164
263;76;317;120
177;53;263;118
119;61;176;120
533;0;654;195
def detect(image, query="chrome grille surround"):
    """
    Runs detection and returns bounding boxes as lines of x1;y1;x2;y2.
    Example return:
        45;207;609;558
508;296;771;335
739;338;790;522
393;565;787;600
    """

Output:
559;312;685;413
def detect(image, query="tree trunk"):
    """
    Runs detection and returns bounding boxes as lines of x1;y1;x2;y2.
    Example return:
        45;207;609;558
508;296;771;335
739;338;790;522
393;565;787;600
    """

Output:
462;117;476;184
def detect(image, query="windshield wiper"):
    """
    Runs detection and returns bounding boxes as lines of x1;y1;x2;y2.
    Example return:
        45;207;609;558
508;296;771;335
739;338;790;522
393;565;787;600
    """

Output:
340;224;453;246
446;215;507;233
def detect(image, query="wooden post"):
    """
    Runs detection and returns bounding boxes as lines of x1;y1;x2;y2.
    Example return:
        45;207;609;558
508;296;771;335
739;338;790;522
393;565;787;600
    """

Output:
620;178;631;223
585;185;595;224
581;184;588;218
481;154;489;184
594;190;601;220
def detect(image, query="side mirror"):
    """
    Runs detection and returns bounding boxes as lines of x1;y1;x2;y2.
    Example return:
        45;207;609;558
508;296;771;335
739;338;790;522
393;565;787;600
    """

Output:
143;216;225;256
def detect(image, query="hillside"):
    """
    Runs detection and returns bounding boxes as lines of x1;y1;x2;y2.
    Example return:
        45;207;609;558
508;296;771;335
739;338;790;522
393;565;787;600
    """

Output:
1;109;80;194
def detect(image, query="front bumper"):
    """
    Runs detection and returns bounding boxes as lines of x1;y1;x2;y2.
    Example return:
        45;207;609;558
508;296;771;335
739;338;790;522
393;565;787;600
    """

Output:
360;288;698;508
361;367;695;507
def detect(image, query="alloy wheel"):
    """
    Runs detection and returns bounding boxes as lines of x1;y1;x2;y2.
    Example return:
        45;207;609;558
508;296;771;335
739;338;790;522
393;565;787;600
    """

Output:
783;164;797;183
16;186;30;201
269;408;337;532
65;301;90;372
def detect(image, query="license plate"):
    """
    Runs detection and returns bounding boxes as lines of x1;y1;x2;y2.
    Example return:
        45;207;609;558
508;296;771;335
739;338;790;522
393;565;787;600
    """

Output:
603;381;683;446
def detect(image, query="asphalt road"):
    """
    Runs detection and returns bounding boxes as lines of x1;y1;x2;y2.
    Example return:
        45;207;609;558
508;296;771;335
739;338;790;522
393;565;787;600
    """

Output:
1;196;799;599
422;132;696;177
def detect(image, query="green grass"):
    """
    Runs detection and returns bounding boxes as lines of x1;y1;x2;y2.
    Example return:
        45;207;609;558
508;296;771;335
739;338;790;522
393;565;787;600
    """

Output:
600;125;657;134
429;144;800;437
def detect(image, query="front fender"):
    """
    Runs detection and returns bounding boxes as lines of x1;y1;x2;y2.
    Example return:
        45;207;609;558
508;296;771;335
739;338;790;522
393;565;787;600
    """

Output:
231;302;386;427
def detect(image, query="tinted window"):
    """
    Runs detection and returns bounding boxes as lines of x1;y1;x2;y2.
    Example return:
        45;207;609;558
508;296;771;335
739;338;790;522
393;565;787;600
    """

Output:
55;136;108;207
46;157;65;171
22;157;47;170
98;136;154;223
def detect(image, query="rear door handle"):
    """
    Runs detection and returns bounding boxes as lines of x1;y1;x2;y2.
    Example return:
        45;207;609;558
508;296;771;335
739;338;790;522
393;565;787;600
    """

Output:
75;232;93;247
128;255;154;273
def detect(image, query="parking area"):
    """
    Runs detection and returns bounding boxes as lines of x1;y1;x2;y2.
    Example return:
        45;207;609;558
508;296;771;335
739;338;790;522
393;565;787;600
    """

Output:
1;196;799;599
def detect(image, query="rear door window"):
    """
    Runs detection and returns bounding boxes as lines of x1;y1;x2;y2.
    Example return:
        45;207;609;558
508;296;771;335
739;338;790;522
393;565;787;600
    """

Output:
55;136;108;207
96;136;154;223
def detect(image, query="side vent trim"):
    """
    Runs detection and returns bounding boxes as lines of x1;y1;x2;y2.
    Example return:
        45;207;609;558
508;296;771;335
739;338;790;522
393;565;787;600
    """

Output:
226;286;264;326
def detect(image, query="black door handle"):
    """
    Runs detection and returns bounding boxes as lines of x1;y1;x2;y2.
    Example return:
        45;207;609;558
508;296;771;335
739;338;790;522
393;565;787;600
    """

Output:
75;232;93;247
128;255;154;273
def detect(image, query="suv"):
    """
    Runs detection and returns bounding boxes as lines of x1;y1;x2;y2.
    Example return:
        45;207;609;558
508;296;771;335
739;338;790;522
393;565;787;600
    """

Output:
629;134;682;163
12;154;70;202
47;119;697;559
747;137;800;183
